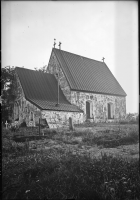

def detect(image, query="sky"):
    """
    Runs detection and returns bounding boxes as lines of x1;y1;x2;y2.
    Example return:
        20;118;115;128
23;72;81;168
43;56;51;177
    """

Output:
2;1;138;114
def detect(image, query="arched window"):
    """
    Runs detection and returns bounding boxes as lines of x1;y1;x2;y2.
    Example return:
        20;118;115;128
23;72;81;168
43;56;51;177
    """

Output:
86;101;93;119
108;103;114;119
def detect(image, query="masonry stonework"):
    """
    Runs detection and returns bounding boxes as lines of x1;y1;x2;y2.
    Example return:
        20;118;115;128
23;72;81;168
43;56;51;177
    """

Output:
47;52;126;122
14;74;41;126
14;72;83;128
41;110;84;129
14;95;41;127
71;91;126;122
47;52;71;102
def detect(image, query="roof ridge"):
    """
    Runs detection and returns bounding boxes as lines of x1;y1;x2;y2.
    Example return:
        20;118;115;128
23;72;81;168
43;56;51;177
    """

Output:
53;48;104;64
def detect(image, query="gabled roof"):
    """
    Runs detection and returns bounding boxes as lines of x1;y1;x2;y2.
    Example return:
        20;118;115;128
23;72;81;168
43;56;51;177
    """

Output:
52;48;127;97
15;67;83;112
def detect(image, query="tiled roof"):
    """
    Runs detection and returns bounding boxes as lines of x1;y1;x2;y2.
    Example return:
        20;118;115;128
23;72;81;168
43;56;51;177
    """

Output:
28;99;82;112
15;67;83;112
53;48;127;97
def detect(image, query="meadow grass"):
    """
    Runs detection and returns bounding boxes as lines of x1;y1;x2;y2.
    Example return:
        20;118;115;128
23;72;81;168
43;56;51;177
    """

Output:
2;124;139;200
2;149;140;200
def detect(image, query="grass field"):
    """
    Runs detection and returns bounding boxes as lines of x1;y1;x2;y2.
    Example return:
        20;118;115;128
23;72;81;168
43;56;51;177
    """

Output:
2;123;139;200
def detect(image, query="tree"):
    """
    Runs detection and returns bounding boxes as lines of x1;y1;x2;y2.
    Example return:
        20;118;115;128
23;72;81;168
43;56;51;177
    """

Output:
34;65;48;73
1;66;16;123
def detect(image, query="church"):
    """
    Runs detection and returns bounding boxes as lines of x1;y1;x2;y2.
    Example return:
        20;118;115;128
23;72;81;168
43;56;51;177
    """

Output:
13;45;127;128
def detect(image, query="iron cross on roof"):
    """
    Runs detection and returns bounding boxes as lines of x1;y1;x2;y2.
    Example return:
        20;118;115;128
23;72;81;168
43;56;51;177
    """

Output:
53;39;56;48
58;42;62;50
102;57;105;62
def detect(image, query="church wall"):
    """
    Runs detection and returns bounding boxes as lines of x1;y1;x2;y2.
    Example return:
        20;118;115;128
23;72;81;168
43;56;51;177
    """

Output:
41;110;84;129
47;52;71;102
14;94;83;128
14;71;83;128
47;51;126;123
14;96;41;127
14;73;41;126
15;74;25;99
71;91;126;122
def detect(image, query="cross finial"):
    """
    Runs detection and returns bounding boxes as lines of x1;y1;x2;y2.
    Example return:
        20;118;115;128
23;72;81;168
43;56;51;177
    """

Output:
53;38;56;48
58;42;62;50
102;57;105;62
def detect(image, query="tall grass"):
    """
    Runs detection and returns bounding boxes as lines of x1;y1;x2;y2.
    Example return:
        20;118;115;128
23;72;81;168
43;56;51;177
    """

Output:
2;150;140;200
2;125;139;199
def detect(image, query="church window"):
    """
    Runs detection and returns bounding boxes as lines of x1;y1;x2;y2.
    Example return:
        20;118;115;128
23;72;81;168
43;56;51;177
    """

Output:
86;101;93;119
108;103;114;119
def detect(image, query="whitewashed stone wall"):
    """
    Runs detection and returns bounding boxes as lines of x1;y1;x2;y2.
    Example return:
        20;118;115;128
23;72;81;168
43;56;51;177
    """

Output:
14;71;83;128
71;91;126;122
47;52;71;102
14;73;41;126
14;96;41;126
41;110;84;129
47;51;126;122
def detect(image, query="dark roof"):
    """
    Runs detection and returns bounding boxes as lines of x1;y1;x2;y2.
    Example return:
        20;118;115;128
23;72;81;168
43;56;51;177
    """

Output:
53;48;127;97
15;67;82;112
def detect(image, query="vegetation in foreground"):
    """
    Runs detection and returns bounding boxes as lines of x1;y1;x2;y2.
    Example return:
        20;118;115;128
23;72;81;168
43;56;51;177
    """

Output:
2;124;139;200
2;149;140;200
2;123;139;150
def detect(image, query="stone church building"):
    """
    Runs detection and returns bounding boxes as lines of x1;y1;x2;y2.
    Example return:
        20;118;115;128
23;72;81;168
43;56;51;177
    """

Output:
13;47;126;128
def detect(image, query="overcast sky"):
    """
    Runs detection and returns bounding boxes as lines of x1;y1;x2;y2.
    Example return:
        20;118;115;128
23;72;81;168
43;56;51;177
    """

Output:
2;1;138;114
